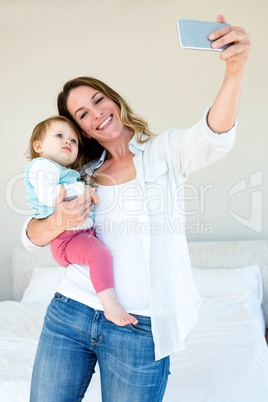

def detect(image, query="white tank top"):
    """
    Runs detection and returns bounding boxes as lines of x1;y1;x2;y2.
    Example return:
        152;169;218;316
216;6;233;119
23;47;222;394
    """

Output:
57;179;150;316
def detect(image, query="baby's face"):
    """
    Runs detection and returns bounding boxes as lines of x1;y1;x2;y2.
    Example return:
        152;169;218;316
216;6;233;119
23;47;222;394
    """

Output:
36;121;79;167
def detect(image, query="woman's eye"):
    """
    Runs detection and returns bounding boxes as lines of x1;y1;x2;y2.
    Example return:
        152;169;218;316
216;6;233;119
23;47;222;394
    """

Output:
80;112;87;120
96;97;104;104
56;133;63;138
71;139;77;144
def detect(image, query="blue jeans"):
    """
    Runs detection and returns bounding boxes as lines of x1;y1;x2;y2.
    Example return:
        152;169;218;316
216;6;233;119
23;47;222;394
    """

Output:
30;293;170;401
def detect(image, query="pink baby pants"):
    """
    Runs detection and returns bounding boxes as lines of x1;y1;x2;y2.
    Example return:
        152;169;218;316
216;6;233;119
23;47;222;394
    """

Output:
51;228;114;293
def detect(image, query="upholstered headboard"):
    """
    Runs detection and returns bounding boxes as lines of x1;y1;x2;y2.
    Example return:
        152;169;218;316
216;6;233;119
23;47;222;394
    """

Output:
12;240;268;326
187;240;268;328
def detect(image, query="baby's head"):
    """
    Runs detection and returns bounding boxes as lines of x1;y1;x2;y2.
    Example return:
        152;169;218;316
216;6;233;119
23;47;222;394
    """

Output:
27;116;82;168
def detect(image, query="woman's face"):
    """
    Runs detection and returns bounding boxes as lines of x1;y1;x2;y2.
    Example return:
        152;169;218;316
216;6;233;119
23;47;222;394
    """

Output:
66;85;125;146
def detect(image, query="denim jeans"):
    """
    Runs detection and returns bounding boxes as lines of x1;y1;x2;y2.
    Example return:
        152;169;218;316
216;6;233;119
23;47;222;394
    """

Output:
30;293;170;401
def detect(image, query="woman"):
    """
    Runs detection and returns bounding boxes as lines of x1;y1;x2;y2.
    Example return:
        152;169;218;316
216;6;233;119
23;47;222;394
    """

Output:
23;15;251;402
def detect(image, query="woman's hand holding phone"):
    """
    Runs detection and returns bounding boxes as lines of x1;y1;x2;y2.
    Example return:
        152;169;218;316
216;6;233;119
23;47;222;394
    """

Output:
177;15;251;75
209;15;251;75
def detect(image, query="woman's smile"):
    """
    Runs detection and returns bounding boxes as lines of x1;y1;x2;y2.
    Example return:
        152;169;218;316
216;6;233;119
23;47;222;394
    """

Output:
97;114;113;130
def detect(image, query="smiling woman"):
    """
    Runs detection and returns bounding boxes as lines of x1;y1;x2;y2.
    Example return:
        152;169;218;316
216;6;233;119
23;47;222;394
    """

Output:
21;16;252;402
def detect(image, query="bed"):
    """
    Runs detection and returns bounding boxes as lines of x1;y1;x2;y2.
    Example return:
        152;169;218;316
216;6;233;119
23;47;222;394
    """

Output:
1;240;268;401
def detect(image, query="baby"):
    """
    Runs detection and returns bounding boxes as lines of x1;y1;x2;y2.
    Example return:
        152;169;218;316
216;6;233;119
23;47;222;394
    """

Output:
24;115;138;326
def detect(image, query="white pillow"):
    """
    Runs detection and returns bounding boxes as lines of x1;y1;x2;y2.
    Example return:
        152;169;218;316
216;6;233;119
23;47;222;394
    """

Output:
21;266;66;304
192;265;263;305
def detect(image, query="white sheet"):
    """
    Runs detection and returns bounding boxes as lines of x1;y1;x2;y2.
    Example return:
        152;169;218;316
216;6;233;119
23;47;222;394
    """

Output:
0;291;268;401
164;290;268;402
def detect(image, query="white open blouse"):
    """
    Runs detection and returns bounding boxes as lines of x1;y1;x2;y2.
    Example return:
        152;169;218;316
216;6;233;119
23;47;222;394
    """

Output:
22;107;236;360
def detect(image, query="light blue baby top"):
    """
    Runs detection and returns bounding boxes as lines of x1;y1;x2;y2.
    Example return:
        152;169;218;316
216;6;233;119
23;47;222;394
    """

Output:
24;157;94;221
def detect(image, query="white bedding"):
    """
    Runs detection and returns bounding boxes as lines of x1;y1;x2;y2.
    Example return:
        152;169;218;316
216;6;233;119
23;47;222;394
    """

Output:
4;242;268;401
165;290;268;402
1;290;268;401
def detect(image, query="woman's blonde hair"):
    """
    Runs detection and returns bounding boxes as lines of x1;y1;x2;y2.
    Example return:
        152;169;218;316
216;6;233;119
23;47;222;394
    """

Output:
26;115;84;171
57;77;157;172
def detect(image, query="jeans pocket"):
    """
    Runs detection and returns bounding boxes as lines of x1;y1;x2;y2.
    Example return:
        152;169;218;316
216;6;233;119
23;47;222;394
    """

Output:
129;316;152;336
52;292;69;302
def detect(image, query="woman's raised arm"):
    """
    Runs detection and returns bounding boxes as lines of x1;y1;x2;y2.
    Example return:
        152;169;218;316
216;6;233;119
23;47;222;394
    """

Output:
207;15;251;134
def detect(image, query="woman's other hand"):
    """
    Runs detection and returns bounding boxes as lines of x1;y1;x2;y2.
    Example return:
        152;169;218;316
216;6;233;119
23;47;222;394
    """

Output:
209;14;251;75
26;186;99;246
54;185;99;230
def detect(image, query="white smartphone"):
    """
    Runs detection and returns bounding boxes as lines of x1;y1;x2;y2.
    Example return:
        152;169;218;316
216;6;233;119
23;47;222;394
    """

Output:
177;19;230;51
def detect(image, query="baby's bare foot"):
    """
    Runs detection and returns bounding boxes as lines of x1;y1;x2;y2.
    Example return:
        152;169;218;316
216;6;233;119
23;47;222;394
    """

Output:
104;304;138;326
98;288;138;326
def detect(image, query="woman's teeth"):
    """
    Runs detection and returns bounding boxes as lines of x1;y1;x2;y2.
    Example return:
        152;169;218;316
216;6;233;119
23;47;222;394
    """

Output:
98;115;112;129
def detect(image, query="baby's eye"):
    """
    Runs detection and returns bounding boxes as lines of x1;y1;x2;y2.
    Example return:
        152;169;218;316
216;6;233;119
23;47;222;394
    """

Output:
71;139;77;144
56;133;63;138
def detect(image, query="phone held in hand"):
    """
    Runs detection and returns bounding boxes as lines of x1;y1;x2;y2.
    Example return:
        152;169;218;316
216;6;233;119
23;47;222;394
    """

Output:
177;19;230;51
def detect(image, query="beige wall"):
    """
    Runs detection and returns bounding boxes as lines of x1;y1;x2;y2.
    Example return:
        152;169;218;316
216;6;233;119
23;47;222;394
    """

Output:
1;0;267;300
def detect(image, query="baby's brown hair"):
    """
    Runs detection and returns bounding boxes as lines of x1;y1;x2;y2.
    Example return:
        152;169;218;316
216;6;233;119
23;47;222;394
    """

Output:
26;115;84;170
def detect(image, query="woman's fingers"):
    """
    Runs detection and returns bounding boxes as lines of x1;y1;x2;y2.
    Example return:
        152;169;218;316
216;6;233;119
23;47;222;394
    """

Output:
209;26;246;47
220;43;249;62
54;185;98;229
55;185;66;204
216;14;226;24
211;30;250;57
208;18;251;71
85;186;99;206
